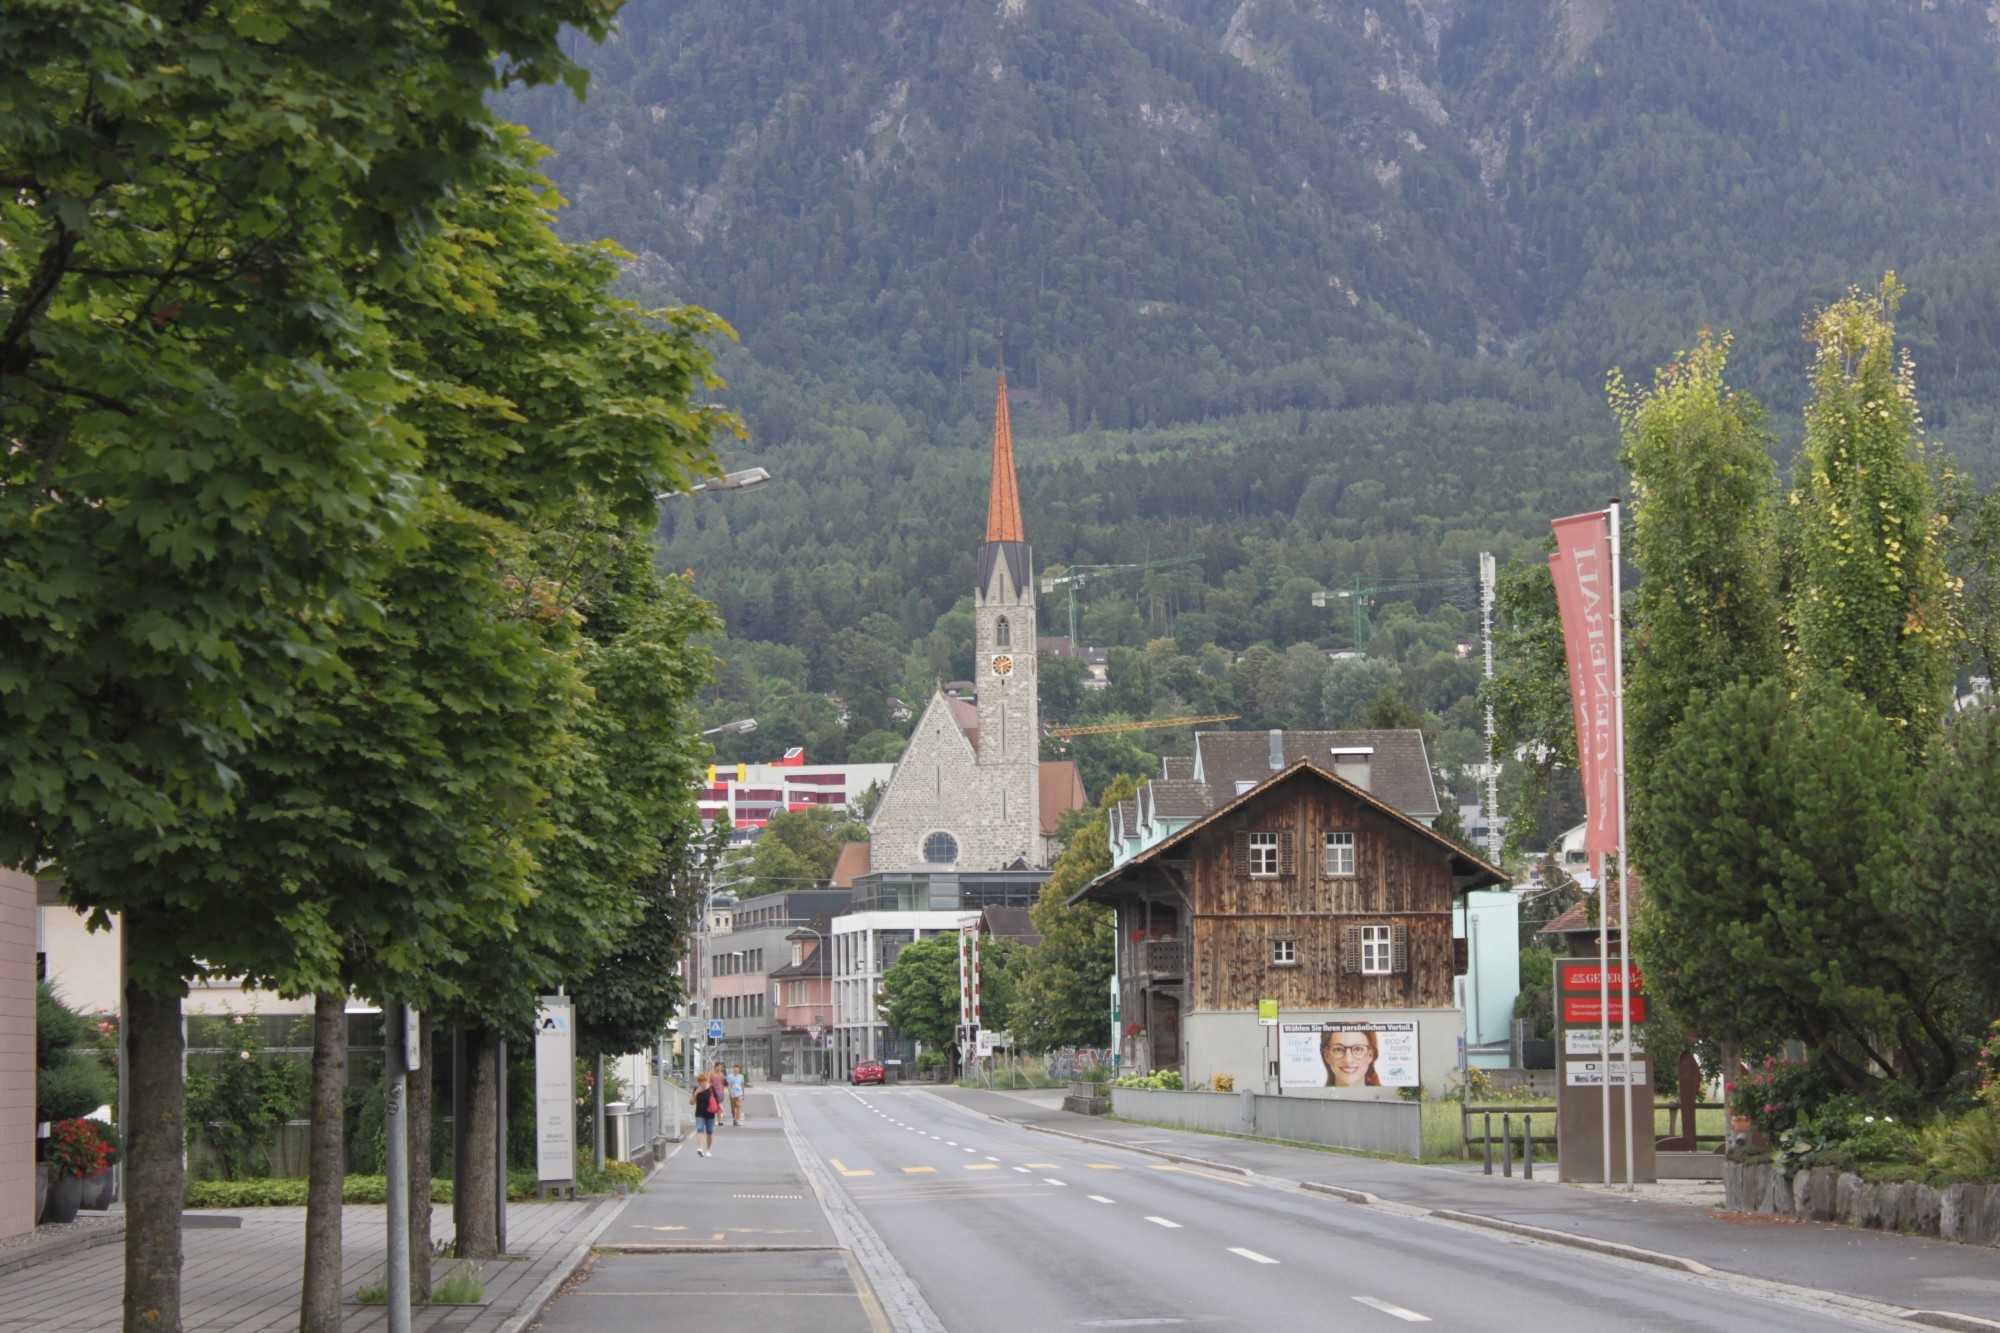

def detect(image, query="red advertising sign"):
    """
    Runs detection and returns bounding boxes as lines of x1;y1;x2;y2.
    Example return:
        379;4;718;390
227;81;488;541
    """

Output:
1561;964;1644;993
1549;510;1621;866
1564;996;1648;1025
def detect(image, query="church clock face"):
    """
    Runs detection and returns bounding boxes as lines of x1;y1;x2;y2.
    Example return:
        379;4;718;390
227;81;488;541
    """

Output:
990;654;1014;677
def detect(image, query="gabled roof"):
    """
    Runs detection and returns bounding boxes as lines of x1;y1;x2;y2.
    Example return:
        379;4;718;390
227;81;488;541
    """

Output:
1071;757;1504;907
1161;756;1196;781
1039;760;1087;836
829;841;872;888
1192;729;1440;820
944;694;980;748
979;905;1041;946
1536;874;1642;939
1146;778;1212;819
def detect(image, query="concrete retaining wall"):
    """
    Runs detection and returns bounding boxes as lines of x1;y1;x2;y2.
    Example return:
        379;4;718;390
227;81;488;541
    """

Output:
1724;1160;2000;1247
1111;1086;1422;1158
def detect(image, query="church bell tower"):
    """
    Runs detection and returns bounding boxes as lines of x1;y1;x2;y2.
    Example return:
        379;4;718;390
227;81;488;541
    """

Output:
974;374;1039;852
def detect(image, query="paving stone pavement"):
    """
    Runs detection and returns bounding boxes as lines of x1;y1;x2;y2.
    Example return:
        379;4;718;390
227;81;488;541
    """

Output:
0;1196;615;1332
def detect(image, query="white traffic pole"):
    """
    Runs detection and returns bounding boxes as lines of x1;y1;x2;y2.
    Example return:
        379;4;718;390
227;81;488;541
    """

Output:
1610;499;1635;1190
384;1003;411;1333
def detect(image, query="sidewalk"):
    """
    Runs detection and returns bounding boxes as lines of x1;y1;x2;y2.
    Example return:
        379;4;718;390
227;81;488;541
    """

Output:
936;1086;2000;1330
0;1190;617;1332
531;1092;878;1333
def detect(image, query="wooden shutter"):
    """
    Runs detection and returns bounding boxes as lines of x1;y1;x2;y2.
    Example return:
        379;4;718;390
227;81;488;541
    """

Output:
1342;926;1361;972
1233;830;1250;876
1452;937;1469;976
1391;924;1409;974
1278;831;1296;877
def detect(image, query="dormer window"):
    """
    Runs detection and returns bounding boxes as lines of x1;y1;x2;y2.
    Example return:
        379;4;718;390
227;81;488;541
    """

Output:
996;616;1011;648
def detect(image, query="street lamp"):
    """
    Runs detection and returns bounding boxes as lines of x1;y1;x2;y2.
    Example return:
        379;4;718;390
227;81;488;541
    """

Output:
702;718;757;737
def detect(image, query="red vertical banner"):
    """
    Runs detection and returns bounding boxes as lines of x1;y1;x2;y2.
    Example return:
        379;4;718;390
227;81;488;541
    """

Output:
1549;510;1621;867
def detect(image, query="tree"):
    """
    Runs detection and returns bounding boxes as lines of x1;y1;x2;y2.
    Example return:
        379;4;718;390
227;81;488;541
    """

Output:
3;8;624;1328
1638;679;1953;1091
1014;776;1135;1052
879;935;961;1053
1791;277;1954;757
1909;701;2000;1027
1321;658;1401;730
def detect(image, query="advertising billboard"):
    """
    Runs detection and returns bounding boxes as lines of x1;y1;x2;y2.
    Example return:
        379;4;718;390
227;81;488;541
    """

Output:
1278;1021;1420;1090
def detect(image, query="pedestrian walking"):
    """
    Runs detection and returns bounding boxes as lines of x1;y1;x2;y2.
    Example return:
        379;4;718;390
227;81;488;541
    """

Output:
691;1078;719;1157
727;1065;746;1126
709;1061;728;1128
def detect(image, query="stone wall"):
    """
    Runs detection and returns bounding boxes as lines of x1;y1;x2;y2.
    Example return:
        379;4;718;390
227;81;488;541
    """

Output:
1724;1160;2000;1248
0;867;37;1239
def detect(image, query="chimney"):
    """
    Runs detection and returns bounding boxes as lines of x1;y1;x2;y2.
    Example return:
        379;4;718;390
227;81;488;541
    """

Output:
1331;746;1374;791
1267;729;1285;771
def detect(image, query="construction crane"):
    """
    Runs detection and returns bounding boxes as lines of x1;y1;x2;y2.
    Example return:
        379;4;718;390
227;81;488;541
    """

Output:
1046;713;1239;740
1311;574;1472;654
1040;553;1204;645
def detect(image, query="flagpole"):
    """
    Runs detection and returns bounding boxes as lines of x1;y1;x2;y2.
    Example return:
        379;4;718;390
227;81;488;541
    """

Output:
1610;499;1634;1190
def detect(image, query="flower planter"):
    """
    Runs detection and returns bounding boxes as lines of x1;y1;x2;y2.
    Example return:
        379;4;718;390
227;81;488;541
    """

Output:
34;1163;49;1224
44;1172;84;1225
81;1167;115;1211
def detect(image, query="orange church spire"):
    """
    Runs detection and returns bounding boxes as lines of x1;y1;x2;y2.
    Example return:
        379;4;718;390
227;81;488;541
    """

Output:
985;373;1026;544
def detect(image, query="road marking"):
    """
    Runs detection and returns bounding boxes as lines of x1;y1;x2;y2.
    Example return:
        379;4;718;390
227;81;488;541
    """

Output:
1228;1248;1279;1265
961;1148;976;1154
965;1164;999;1171
901;1166;937;1173
1013;1166;1032;1173
1086;1164;1121;1170
1147;1163;1253;1188
829;1160;873;1177
1043;1178;1067;1187
946;1141;958;1146
636;1225;686;1231
1025;1163;1061;1169
1087;1195;1115;1204
1144;1217;1182;1228
984;1156;1000;1162
1353;1297;1430;1322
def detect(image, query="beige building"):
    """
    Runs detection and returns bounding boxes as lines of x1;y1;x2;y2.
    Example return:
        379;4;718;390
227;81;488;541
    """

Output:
2;867;38;1238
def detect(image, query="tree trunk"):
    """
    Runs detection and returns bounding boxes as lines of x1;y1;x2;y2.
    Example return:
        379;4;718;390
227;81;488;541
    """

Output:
408;1014;433;1304
122;973;184;1333
453;1027;499;1260
300;991;347;1333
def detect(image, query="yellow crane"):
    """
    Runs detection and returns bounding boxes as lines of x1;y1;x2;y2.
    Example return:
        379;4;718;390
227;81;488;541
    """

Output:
1046;713;1239;739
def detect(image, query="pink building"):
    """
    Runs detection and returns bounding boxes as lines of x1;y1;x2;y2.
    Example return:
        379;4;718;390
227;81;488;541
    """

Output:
768;922;834;1080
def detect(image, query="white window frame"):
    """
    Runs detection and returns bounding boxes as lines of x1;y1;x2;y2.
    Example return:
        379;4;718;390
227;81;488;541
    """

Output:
1247;831;1281;878
1360;924;1393;975
1325;830;1356;878
1270;938;1298;967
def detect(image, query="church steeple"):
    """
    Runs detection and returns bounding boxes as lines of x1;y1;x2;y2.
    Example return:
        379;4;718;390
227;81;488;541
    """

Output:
985;373;1025;544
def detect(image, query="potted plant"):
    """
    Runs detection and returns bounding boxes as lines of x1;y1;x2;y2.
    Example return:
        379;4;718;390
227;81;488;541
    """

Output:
44;1118;112;1224
80;1118;120;1210
34;1161;49;1225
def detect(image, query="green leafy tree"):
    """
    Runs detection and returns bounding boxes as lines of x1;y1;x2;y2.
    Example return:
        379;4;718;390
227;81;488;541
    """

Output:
1908;701;2000;1029
1791;277;1955;756
879;935;962;1054
1638;678;1953;1092
1014;776;1135;1052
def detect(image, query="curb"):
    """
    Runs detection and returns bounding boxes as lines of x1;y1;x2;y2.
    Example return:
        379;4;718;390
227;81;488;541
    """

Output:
1425;1208;1711;1274
0;1216;125;1278
493;1148;677;1333
1902;1312;2000;1333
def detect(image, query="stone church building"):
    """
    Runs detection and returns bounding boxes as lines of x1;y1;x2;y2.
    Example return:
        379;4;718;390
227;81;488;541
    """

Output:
866;376;1086;872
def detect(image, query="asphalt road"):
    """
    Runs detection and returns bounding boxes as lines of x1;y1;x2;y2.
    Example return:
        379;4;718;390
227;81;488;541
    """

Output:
782;1086;1909;1332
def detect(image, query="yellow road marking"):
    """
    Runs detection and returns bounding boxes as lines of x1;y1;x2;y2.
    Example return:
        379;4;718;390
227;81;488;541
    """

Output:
901;1166;937;1173
964;1163;999;1171
1086;1164;1122;1170
1024;1163;1061;1169
1148;1163;1253;1188
830;1159;873;1177
636;1225;687;1231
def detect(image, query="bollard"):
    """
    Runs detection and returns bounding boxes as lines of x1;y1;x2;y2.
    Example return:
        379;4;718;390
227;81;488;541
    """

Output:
1483;1112;1493;1175
1523;1114;1534;1180
1502;1113;1513;1177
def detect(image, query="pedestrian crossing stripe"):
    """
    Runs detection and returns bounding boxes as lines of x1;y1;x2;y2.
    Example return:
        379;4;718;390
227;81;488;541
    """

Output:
1086;1164;1121;1170
901;1166;937;1173
964;1164;999;1171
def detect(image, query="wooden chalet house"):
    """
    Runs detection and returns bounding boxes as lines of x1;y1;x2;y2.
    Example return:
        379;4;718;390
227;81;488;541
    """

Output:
1073;735;1505;1094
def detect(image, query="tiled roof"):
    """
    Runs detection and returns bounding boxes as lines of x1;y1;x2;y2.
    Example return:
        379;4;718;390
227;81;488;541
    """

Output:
1113;799;1139;835
1192;729;1440;819
979;905;1041;945
985;374;1025;543
1039;760;1087;835
829;841;871;888
945;695;980;748
1146;778;1213;819
1536;874;1642;937
1161;756;1196;781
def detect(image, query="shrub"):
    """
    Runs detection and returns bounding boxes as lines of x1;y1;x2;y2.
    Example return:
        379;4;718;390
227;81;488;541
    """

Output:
183;1176;455;1208
1731;1056;1838;1137
578;1158;643;1194
1114;1070;1183;1090
1209;1073;1235;1093
1921;1108;2000;1184
36;984;116;1123
48;1118;113;1179
432;1263;485;1304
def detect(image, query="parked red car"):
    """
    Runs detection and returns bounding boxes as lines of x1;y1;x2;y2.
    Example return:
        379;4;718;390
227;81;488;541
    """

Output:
850;1059;885;1085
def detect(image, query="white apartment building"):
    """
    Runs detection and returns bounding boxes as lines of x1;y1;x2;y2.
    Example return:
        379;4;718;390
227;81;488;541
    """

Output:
829;908;976;1077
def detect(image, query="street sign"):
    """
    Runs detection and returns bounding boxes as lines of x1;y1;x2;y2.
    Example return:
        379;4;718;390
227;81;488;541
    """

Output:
809;1025;823;1042
1257;998;1279;1027
1562;995;1648;1025
534;997;576;1186
708;1018;724;1041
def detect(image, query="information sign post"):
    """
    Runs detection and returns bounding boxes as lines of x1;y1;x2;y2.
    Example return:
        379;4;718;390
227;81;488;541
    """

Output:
534;997;577;1192
1553;959;1656;1182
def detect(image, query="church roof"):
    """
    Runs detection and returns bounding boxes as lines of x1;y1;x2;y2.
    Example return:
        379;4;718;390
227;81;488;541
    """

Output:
829;841;872;888
945;695;980;748
985;373;1025;544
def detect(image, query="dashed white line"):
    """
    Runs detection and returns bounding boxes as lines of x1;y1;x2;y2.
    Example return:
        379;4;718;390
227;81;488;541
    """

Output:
1043;1178;1067;1187
1229;1248;1279;1265
1087;1195;1115;1204
945;1141;957;1146
1144;1217;1181;1228
1353;1297;1430;1322
1013;1166;1031;1174
984;1156;1000;1162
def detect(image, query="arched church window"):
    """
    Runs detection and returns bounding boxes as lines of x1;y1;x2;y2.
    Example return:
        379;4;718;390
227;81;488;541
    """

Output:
996;616;1011;648
923;832;960;865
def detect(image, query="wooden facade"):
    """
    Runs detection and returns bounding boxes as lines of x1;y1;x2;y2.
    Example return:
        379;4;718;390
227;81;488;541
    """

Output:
1077;758;1504;1071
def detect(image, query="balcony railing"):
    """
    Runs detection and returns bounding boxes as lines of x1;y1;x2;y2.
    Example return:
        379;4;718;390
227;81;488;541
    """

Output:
1136;937;1187;981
